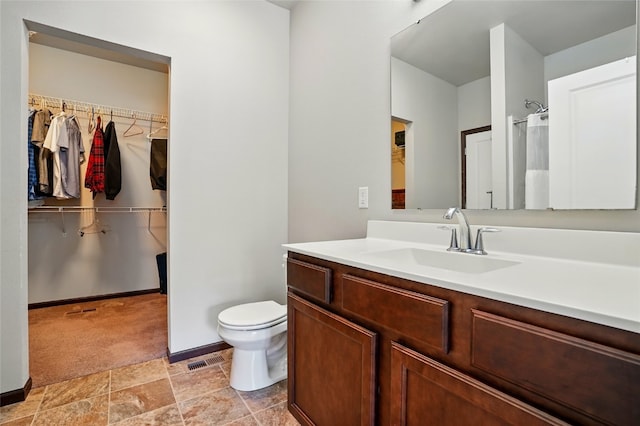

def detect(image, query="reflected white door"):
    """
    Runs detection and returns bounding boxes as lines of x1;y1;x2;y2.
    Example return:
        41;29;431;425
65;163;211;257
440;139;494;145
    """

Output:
466;130;493;209
548;56;636;209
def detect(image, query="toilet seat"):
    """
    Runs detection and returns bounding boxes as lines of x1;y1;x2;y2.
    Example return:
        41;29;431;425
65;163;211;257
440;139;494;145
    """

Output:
218;300;286;331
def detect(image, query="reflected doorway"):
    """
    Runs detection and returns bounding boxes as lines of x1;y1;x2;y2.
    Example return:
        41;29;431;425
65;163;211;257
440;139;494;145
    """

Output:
461;126;492;209
391;118;408;209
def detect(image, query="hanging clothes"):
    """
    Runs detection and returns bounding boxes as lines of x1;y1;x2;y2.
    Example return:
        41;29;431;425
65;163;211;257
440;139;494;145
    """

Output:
30;108;53;196
103;120;122;200
85;116;105;197
27;110;38;200
42;112;85;199
43;112;71;199
149;138;167;191
60;116;85;198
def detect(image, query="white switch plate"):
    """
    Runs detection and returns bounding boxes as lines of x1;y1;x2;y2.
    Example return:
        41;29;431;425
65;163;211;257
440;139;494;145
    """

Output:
358;187;369;209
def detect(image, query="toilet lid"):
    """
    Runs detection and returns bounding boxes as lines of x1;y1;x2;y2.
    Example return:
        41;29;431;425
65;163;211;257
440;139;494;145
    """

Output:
218;301;286;330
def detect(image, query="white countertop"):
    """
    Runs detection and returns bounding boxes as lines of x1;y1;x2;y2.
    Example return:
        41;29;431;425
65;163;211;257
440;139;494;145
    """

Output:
283;221;640;334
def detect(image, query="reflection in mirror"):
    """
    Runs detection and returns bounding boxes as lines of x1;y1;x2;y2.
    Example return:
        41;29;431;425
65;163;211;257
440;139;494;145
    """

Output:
391;0;637;210
391;119;407;209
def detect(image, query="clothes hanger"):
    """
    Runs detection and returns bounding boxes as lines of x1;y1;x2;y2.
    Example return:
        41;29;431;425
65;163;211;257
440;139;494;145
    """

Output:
78;214;109;237
88;107;96;134
146;119;169;140
55;100;69;117
123;113;144;137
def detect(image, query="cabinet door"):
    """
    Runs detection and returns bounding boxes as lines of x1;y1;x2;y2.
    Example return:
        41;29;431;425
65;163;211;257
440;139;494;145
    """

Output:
288;292;376;426
390;342;568;426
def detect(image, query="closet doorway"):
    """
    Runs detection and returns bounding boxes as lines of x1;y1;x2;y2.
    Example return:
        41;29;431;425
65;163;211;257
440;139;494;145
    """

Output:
26;23;171;387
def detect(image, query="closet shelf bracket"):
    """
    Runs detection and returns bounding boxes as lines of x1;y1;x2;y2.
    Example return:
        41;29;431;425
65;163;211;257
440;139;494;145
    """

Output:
60;209;67;237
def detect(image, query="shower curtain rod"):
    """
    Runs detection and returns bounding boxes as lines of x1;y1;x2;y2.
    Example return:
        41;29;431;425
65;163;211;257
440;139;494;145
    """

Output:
28;93;167;124
513;113;548;125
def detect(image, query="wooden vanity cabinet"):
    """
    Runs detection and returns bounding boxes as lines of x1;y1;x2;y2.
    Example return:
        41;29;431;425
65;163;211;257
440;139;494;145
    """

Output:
287;293;377;426
286;253;640;426
389;342;567;425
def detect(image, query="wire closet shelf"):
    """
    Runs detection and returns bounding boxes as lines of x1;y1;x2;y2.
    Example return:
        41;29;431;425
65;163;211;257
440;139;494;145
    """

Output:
28;93;168;124
28;206;167;237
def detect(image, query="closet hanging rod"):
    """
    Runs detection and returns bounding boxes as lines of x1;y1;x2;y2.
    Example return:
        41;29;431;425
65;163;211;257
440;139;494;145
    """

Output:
28;93;167;124
28;206;166;213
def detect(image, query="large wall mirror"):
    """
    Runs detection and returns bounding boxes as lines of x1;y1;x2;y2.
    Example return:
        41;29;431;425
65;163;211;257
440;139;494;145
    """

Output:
390;0;637;210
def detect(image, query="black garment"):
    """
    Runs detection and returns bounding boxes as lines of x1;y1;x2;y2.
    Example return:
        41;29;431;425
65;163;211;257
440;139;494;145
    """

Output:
156;252;167;294
150;138;167;191
103;121;121;200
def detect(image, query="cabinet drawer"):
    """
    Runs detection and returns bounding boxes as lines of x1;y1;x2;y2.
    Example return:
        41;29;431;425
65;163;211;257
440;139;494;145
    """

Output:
341;274;449;353
471;309;640;426
287;258;332;304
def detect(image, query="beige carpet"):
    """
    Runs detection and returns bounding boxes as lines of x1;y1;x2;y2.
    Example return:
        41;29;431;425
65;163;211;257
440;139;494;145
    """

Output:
29;292;167;387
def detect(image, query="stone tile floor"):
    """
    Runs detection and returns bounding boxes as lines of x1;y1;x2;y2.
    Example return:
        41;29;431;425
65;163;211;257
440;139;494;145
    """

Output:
0;349;300;425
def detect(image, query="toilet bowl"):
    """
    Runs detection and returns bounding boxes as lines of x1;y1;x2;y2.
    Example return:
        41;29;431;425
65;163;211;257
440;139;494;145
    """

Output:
217;300;287;391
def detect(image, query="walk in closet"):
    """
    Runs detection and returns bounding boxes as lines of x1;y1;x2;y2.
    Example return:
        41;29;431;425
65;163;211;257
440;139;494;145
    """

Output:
25;27;169;386
27;32;169;305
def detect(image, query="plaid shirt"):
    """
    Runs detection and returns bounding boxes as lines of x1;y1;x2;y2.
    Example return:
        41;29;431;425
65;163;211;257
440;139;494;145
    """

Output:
84;117;105;195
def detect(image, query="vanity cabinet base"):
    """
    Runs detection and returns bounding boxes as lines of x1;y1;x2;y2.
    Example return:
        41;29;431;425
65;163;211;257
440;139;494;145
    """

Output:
286;252;640;426
287;293;376;426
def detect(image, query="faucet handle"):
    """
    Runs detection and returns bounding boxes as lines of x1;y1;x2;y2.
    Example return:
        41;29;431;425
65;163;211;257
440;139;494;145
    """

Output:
438;225;460;252
471;227;500;255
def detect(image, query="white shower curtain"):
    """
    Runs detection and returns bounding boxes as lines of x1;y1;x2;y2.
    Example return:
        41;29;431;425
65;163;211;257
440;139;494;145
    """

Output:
507;115;527;210
525;113;549;209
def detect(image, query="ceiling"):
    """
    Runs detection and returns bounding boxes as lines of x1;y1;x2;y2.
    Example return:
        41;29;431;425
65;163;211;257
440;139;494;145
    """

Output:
391;0;637;87
267;0;299;10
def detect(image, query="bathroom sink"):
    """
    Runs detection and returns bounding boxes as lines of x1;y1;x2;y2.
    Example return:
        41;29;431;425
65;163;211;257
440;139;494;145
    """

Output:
362;247;519;274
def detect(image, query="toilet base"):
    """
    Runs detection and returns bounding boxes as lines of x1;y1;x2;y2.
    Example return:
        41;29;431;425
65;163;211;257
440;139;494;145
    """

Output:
229;348;287;391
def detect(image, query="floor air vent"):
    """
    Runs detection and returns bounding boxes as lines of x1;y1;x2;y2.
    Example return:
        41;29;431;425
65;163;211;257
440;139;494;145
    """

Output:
65;308;97;315
187;354;225;371
187;360;207;370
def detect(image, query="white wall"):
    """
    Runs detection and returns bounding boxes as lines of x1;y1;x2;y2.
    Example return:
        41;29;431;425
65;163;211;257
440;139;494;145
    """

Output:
504;25;545;210
391;57;458;209
458;76;491;132
288;0;639;248
1;0;289;394
28;43;169;304
288;0;450;243
545;25;636;85
489;24;545;209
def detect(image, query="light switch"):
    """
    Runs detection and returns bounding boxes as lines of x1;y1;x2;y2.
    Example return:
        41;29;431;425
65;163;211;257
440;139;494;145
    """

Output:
358;187;369;209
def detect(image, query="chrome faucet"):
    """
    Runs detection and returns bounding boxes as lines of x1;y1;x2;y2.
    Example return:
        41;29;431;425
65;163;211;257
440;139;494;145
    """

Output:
443;207;472;251
443;207;501;255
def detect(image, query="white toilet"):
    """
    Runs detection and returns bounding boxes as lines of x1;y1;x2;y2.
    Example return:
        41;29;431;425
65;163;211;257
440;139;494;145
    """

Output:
217;300;287;391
